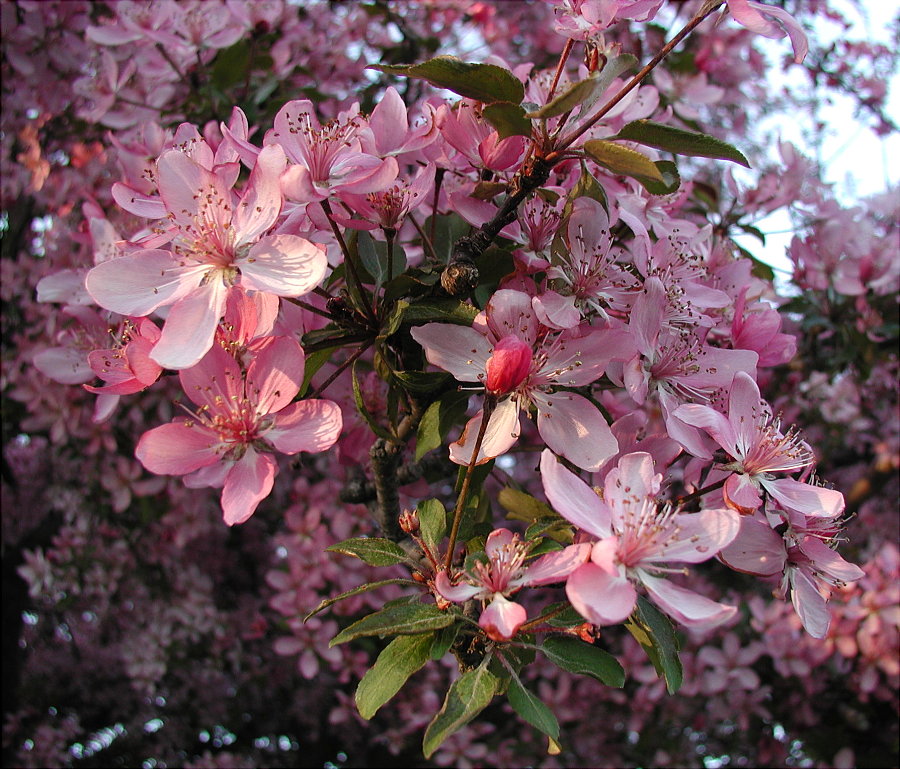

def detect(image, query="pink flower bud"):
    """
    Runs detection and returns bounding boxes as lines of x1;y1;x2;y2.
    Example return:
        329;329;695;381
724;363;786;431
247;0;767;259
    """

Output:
484;335;532;394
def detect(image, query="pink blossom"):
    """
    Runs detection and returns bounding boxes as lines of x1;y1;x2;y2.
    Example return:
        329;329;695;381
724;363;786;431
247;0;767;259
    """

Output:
83;316;163;395
434;528;589;640
271;99;399;203
86;144;327;369
411;289;632;470
724;0;808;64
135;337;342;525
675;372;845;518
541;449;740;627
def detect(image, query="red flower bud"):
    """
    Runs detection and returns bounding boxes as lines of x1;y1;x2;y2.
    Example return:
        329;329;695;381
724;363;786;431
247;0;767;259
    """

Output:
484;335;532;394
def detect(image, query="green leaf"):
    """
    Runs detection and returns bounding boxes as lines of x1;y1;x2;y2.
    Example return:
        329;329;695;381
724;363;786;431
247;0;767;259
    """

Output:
392;370;454;394
583;139;664;183
357;230;407;289
482;101;533;138
330;603;455;647
299;346;335;397
524;518;573;545
638;160;681;195
304;578;419;621
211;40;250;89
351;362;396;443
430;622;461;661
507;678;560;740
379;299;409;339
544;603;587;629
417;498;447;553
526;72;604;119
573;53;638;117
625;595;683;694
355;633;434;719
423;663;499;758
499;487;556;524
403;298;479;326
369;56;525;105
327;536;408;566
415;390;471;461
540;636;625;687
611;120;751;167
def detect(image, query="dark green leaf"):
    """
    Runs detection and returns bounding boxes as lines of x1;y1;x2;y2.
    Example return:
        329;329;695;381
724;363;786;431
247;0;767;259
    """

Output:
507;678;560;740
430;623;461;661
482;101;533;139
330;603;455;647
417;498;447;553
423;663;499;758
351;362;396;443
369;56;524;104
611;120;751;167
356;633;434;719
392;370;454;394
540;636;625;687
415;390;471;461
211;41;250;89
327;536;407;566
625;595;683;694
299;346;335;397
304;578;418;621
403;298;479;326
544;603;588;629
638;160;681;195
379;299;409;339
357;231;408;289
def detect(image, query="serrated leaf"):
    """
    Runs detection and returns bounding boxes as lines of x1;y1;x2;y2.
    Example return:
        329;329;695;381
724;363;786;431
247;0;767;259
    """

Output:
415;390;471;461
330;603;455;647
369;56;524;104
304;578;419;621
403;299;479;326
327;536;407;566
355;633;434;719
625;595;683;694
611;120;750;167
422;663;499;758
417;498;447;553
507;678;560;740
351;362;396;443
583;139;664;182
527;72;604;119
540;636;625;687
482;101;533;139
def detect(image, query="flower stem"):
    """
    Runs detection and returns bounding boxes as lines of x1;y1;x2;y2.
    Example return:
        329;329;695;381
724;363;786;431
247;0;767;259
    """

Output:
443;396;497;571
676;477;727;506
319;199;377;324
555;2;723;153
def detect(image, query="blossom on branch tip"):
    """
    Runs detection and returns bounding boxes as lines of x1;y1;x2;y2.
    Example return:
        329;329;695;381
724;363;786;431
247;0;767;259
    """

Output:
434;528;590;640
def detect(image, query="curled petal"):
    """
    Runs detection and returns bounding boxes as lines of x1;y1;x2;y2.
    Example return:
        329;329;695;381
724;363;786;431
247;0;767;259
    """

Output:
449;398;520;465
479;595;528;641
434;570;483;603
640;572;737;628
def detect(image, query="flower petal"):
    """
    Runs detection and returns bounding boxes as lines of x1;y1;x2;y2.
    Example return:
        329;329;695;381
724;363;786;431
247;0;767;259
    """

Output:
136;422;220;475
449;398;520;465
410;323;492;382
151;280;229;369
522;543;592;586
268;399;343;454
479;595;528;641
566;562;636;625
535;391;618;471
640;572;737;627
221;448;277;526
240;235;327;297
540;449;612;539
